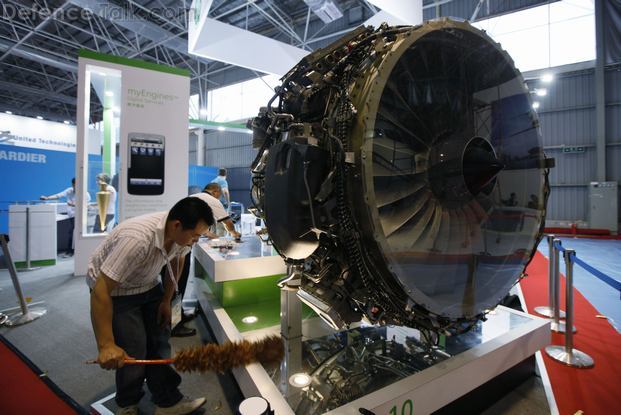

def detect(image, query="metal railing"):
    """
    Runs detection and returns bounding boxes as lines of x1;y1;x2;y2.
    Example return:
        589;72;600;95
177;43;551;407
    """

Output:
545;247;594;368
534;234;621;368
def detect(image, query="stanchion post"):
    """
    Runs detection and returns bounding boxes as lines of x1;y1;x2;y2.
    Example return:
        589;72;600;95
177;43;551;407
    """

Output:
550;239;574;333
545;249;594;368
0;234;47;326
535;234;565;318
25;205;31;269
19;204;39;272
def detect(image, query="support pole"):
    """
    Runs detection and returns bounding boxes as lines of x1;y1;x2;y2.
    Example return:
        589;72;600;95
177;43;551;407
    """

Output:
535;234;565;318
19;205;39;272
550;239;575;333
279;265;303;398
0;234;47;326
545;249;594;368
594;0;606;182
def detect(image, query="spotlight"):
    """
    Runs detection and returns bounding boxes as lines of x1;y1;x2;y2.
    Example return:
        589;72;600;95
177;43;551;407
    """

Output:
289;373;311;388
241;316;258;324
238;397;270;415
532;101;540;109
536;88;547;97
541;72;554;83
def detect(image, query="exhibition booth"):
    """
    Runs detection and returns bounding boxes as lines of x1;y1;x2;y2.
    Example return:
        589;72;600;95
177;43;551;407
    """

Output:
11;12;616;415
0;23;559;414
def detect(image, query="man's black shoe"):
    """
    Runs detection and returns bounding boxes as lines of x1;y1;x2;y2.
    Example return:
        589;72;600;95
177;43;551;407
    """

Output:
171;324;196;337
181;311;197;323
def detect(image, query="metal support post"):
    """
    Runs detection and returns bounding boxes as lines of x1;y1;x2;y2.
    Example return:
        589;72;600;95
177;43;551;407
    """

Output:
279;265;303;398
546;249;594;368
0;234;46;326
550;239;575;333
535;234;565;318
19;205;39;272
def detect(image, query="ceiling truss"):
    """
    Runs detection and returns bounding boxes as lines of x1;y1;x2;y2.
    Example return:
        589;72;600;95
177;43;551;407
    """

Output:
0;0;463;124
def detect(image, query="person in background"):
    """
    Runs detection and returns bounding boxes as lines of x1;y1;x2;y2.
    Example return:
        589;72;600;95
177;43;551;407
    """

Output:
93;173;117;233
502;192;518;207
209;168;230;209
198;183;241;240
169;183;241;338
88;197;214;415
40;177;91;257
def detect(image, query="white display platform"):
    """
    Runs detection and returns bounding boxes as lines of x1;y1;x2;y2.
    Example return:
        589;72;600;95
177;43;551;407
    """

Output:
194;236;286;282
8;203;56;265
194;274;550;415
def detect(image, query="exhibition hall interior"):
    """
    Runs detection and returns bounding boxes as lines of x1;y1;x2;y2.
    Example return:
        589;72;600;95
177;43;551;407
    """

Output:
1;1;620;414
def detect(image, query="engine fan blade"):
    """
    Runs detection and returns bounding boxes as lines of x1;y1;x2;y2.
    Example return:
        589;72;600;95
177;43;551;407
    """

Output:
379;190;432;237
412;203;443;251
377;108;430;149
406;197;437;244
372;137;415;157
386;197;437;250
374;177;427;208
432;208;451;253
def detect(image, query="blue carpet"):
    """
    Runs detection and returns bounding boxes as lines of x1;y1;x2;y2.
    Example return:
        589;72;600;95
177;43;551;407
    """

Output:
537;238;621;332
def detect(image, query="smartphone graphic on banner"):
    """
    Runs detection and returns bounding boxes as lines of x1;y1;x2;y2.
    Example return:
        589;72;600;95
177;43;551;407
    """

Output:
127;133;165;195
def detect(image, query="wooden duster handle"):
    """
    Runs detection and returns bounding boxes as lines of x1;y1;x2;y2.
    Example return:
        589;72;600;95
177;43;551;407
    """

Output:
85;358;174;365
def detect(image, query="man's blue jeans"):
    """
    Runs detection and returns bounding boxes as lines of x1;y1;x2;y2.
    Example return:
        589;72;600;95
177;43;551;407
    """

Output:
112;285;183;408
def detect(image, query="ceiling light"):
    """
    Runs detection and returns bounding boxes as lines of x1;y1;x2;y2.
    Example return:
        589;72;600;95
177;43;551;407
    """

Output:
63;120;70;125
217;126;226;131
536;88;547;97
36;116;43;120
289;373;311;388
541;73;554;83
241;316;258;324
105;91;113;97
532;101;540;109
5;111;12;115
199;108;208;117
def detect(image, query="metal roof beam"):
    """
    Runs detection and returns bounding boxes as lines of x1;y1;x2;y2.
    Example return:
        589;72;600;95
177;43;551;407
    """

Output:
68;0;187;55
0;2;70;63
0;97;74;122
0;79;76;105
0;38;76;73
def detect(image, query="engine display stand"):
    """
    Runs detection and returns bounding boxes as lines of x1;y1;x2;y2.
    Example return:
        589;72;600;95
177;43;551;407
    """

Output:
193;250;550;415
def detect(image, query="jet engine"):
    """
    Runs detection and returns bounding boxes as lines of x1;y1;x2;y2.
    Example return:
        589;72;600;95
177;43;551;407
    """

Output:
248;19;551;335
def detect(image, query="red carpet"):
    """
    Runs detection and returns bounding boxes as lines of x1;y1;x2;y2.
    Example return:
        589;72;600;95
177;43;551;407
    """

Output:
520;251;621;415
0;335;85;414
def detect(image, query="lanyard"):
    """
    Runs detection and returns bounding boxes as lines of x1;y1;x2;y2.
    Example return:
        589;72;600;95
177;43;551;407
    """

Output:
161;249;180;295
